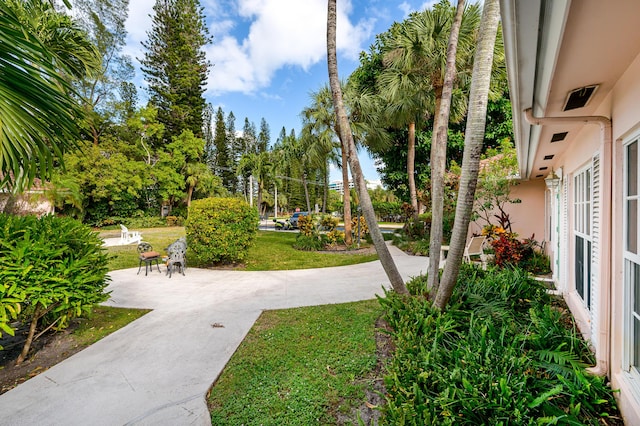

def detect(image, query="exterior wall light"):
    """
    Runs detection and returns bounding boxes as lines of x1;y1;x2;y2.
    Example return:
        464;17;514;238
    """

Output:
544;169;560;190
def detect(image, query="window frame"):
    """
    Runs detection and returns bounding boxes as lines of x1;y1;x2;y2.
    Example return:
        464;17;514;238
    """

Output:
624;136;640;378
573;164;593;309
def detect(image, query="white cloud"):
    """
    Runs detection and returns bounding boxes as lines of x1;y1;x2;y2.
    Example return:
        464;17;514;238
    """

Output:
124;0;376;95
206;0;373;94
399;1;439;16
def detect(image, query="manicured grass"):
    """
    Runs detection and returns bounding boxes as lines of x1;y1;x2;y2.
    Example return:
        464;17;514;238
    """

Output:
208;299;382;425
103;228;378;271
72;306;150;346
244;231;378;271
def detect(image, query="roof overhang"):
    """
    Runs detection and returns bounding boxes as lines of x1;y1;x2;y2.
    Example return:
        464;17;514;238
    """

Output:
500;0;640;179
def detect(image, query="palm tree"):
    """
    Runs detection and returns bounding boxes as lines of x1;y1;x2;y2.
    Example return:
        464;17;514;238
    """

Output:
301;85;352;243
327;0;407;295
0;0;99;191
238;150;274;217
378;2;480;218
427;0;469;294
435;0;501;309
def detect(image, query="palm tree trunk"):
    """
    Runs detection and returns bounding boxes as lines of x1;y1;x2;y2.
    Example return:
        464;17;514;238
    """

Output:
302;174;311;212
408;121;418;218
435;0;501;310
323;163;328;213
427;0;466;296
341;144;353;245
327;0;407;294
257;182;264;216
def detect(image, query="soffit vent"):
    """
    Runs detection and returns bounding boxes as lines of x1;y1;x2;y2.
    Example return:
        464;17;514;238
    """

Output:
563;85;598;111
551;132;568;142
540;166;548;170
544;155;554;160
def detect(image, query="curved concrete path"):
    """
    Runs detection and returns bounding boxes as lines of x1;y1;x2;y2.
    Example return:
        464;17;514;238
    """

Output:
0;245;426;425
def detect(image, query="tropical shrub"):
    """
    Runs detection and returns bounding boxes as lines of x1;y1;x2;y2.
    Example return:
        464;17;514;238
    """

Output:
379;266;619;424
319;214;339;231
490;232;525;266
372;201;402;222
185;197;258;265
293;234;326;251
487;230;551;274
325;229;345;246
0;214;110;363
297;214;316;237
351;215;369;237
165;215;183;227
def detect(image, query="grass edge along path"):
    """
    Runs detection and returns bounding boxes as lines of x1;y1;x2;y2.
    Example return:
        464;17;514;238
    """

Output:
208;299;384;425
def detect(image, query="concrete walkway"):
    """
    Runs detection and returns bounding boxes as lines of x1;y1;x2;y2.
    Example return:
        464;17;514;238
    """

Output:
0;246;426;425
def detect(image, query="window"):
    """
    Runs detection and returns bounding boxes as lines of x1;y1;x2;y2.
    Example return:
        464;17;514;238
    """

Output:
574;166;592;309
625;138;640;374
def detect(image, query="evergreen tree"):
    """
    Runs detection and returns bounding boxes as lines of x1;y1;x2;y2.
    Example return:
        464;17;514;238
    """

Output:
202;103;214;164
140;0;211;144
212;107;235;190
258;117;270;152
242;118;258;154
226;111;239;192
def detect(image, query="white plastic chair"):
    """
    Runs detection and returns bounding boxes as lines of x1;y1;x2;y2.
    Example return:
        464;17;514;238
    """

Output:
464;236;487;266
120;224;142;245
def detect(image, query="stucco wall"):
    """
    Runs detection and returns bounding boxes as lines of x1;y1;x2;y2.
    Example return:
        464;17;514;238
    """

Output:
609;49;640;426
0;193;53;217
469;178;547;244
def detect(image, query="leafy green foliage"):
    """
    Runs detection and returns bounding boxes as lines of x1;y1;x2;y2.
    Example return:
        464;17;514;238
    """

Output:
0;214;109;352
0;0;99;191
185;197;258;265
292;234;325;251
379;266;619;424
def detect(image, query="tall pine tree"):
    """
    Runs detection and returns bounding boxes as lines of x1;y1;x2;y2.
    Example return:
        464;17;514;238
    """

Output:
140;0;211;144
226;111;239;193
258;117;270;153
212;107;235;191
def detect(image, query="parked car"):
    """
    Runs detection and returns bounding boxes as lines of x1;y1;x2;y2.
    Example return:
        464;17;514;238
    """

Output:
289;211;310;228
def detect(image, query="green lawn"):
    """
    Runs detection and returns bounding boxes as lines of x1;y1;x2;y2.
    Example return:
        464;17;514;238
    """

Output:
244;231;378;270
103;228;378;271
208;299;383;425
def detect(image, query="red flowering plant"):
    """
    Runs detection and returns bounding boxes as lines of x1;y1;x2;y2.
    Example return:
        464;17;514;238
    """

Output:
490;232;525;267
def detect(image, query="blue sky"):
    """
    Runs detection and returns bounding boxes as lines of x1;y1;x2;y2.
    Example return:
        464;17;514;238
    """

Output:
124;0;438;182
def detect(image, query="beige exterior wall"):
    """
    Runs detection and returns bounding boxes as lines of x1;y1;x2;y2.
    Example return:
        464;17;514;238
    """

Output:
541;49;640;425
608;50;640;425
468;179;546;244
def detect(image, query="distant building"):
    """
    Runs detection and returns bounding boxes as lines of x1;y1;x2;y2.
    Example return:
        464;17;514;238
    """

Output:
329;179;383;194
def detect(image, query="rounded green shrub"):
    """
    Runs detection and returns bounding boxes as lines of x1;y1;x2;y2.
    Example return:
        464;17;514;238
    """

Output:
185;197;259;265
0;214;110;352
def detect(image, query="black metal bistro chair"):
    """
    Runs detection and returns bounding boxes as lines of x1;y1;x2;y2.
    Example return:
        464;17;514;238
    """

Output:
137;242;161;276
